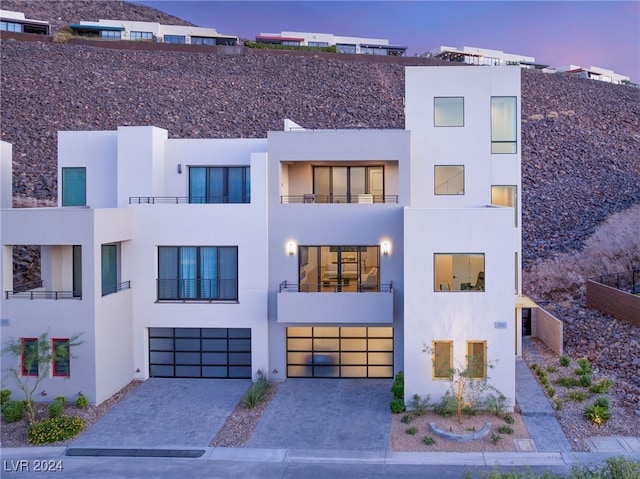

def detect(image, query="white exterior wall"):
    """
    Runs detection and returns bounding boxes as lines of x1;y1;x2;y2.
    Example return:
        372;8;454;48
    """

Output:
428;45;536;65
260;31;391;52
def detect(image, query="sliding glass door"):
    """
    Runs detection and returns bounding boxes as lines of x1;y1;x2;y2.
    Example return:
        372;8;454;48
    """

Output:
313;166;384;203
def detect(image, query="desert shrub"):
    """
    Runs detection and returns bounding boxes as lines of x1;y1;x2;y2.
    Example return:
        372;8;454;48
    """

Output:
530;362;540;371
589;378;614;394
405;426;417;435
583;404;611;426
75;394;88;409
575;358;593;376
556;376;582;388
553;398;563;410
1;389;11;405
567;391;589;402
497;425;513;435
546;365;558;373
434;392;457;418
400;414;413;424
390;398;405;414
545;386;556;398
1;400;25;423
484;392;508;417
593;396;610;409
579;374;593;388
55;396;66;404
27;416;85;444
48;400;64;419
422;436;435;446
243;372;271;408
502;413;514;425
491;433;502;444
559;355;571;367
390;372;404;399
408;394;430;416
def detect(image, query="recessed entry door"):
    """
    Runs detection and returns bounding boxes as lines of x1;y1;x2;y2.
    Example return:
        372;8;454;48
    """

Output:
287;327;393;378
149;328;251;378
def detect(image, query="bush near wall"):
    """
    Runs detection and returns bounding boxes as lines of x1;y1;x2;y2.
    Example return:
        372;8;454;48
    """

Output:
27;416;85;444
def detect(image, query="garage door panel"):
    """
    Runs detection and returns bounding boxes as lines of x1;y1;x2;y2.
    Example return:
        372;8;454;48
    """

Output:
149;328;251;379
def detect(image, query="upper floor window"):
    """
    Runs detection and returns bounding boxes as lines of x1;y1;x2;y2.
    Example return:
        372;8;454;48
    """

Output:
434;253;484;292
158;246;238;301
491;97;517;153
164;35;186;44
21;338;38;376
101;244;119;296
313;166;384;203
62;167;86;206
100;30;121;40
131;31;153;41
52;339;70;377
435;165;464;195
1;21;23;32
434;97;464;127
189;166;250;204
491;185;517;226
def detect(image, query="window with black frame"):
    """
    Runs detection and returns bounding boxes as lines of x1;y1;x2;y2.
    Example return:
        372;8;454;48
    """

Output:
157;246;238;301
189;166;250;203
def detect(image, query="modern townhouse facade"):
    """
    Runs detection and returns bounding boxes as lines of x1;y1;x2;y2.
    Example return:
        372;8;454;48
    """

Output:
0;66;522;409
68;19;238;45
255;31;407;56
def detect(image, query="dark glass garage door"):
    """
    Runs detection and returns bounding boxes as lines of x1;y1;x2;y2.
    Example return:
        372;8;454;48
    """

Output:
287;327;393;378
149;328;251;378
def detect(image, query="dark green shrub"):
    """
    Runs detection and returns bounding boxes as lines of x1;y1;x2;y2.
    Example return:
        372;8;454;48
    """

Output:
555;376;582;388
530;362;539;371
553;398;563;410
48;400;64;419
502;413;514;425
422;436;435;446
589;378;614;394
567;391;589;402
400;414;413;424
434;392;457;417
408;394;430;416
1;400;25;423
583;404;611;426
75;394;88;409
546;365;558;373
491;433;502;444
243;373;271;408
1;389;11;405
559;355;570;367
390;398;405;414
579;374;593;387
55;396;66;404
390;372;404;399
405;426;417;435
575;358;593;376
497;425;513;434
593;396;610;409
545;386;556;397
27;416;85;444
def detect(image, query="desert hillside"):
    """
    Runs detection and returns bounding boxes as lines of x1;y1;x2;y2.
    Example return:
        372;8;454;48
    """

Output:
1;0;639;274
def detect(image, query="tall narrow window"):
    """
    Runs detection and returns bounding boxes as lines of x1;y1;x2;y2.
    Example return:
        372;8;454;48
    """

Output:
467;341;487;379
72;245;82;298
158;246;238;301
21;338;39;377
491;97;517;153
432;341;453;379
62;167;86;206
435;165;464;195
491;185;517;226
434;97;464;127
189;167;250;203
101;244;118;296
52;339;70;377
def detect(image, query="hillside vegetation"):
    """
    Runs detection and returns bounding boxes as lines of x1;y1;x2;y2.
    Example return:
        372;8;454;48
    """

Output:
1;0;639;287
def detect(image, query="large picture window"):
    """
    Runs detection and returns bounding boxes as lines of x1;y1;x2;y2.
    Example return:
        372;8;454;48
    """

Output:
434;253;485;292
158;246;238;301
298;246;380;292
491;97;517;153
189;166;250;204
62;167;86;206
434;97;464;127
313;166;384;203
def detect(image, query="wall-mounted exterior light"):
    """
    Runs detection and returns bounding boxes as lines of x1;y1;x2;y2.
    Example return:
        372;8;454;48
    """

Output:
382;242;390;256
288;243;295;255
177;164;182;174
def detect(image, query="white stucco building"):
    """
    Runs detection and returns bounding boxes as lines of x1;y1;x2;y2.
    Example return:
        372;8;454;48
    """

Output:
550;65;630;85
0;66;522;408
255;31;407;56
68;19;238;45
426;45;545;70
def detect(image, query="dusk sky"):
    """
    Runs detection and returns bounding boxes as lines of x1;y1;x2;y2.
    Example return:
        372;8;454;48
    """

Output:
134;1;640;82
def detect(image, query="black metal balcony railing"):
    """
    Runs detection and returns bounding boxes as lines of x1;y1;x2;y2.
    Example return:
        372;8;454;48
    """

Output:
589;269;640;294
5;290;82;300
102;281;132;297
279;281;392;293
129;197;249;204
157;278;238;301
280;194;399;204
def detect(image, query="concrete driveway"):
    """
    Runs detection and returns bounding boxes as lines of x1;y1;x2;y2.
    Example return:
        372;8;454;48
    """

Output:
71;379;250;448
246;378;392;451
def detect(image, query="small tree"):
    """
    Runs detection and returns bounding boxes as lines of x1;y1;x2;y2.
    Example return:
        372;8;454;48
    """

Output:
2;332;83;423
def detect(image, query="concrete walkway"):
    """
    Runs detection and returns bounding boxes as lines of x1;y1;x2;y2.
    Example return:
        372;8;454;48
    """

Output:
71;379;249;448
